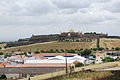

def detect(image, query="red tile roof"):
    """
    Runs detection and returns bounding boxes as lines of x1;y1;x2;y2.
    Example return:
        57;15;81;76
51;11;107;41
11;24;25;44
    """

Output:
6;64;69;67
31;53;77;57
73;60;81;64
0;62;10;68
0;62;10;65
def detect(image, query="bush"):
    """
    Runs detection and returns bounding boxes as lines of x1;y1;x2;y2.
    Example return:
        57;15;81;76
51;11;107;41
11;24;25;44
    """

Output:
81;49;92;56
114;57;120;61
106;48;109;50
0;52;3;55
75;63;84;67
115;47;120;50
17;53;26;55
97;47;104;51
102;57;114;62
91;48;97;51
66;49;75;53
4;53;12;58
60;49;64;52
111;47;115;50
0;74;7;79
34;51;40;54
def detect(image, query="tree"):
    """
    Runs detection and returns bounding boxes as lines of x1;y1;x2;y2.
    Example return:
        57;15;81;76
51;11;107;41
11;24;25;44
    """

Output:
91;48;97;51
0;52;3;55
102;57;114;62
41;50;45;53
112;47;115;50
67;49;75;53
0;74;7;79
115;47;120;50
4;53;12;58
55;49;60;53
115;57;120;61
81;49;92;56
106;48;109;50
49;49;56;53
28;52;31;54
60;49;64;53
75;63;84;67
34;51;40;54
97;47;104;51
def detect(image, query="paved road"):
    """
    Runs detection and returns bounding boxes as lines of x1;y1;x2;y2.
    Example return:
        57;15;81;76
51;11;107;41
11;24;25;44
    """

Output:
100;67;120;71
0;67;64;74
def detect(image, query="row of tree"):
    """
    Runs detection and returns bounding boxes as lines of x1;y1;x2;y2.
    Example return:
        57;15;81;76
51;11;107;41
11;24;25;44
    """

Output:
91;47;120;51
63;39;94;42
102;57;120;63
34;49;92;56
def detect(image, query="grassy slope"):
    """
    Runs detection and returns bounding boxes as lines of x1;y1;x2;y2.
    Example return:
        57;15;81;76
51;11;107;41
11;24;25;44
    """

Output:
19;61;120;80
1;38;120;53
0;43;6;48
0;41;96;53
51;72;113;80
100;38;120;49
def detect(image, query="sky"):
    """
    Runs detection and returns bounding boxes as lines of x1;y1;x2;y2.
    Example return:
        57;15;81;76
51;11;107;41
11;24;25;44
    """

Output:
0;0;120;41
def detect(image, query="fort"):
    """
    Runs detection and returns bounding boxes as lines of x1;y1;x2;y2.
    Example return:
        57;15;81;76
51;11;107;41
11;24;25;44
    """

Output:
6;29;120;47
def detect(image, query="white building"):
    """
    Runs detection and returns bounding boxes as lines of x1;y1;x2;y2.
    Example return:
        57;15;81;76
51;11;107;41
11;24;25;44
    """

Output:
24;56;86;64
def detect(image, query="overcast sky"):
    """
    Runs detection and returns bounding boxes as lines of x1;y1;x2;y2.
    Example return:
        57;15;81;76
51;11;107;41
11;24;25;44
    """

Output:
0;0;120;41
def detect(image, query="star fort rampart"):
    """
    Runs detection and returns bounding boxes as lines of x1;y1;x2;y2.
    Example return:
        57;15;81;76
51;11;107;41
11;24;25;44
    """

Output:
6;30;120;47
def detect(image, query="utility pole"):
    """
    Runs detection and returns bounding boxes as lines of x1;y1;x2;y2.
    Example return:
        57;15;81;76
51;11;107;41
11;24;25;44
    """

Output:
97;38;100;48
65;52;68;74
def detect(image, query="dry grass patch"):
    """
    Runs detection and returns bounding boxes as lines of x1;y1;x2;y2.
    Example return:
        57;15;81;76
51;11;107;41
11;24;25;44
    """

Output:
50;72;113;80
100;38;120;48
0;41;96;53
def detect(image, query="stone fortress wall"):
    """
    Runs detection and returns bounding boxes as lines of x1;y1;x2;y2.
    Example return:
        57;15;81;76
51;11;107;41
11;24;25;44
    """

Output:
6;30;120;47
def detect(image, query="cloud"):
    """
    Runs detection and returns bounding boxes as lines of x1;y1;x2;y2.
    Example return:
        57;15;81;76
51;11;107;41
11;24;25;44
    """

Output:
0;0;120;41
104;0;120;13
52;0;91;9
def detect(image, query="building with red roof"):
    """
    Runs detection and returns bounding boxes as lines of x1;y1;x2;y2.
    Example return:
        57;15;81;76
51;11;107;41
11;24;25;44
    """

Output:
31;53;77;58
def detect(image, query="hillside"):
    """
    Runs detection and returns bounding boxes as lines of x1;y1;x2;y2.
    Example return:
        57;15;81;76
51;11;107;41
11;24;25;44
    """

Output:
100;38;120;49
0;43;6;49
0;41;96;53
1;38;120;53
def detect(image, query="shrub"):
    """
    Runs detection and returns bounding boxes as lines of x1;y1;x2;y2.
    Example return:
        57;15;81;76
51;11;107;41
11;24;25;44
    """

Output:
4;53;12;58
106;48;109;50
111;47;115;50
0;74;7;79
34;51;40;54
75;63;84;67
114;57;120;61
60;49;64;52
102;57;114;62
97;47;104;51
0;52;3;55
67;49;75;53
81;49;92;56
91;48;97;51
115;47;120;50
